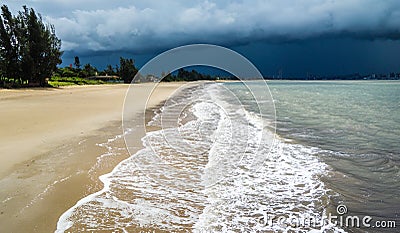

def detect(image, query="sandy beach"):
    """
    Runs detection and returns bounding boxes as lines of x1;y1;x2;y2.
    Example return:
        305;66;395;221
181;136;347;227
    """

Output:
0;82;187;232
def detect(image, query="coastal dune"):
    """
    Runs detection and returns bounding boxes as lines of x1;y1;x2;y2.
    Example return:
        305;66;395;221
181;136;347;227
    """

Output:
0;83;186;232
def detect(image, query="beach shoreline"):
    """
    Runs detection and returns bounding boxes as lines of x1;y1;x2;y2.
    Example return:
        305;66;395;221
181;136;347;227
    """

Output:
0;82;189;232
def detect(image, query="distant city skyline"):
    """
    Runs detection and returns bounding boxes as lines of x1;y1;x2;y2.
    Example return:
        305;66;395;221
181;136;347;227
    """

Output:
4;0;400;77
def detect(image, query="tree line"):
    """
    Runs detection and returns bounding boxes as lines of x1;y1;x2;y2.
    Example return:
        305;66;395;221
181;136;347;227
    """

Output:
163;68;223;82
55;56;138;84
56;62;228;83
0;5;62;87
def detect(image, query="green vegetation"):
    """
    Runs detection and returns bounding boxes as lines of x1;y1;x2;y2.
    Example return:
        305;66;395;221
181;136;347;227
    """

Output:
48;76;106;87
163;68;233;82
0;5;62;88
48;56;138;86
118;57;137;83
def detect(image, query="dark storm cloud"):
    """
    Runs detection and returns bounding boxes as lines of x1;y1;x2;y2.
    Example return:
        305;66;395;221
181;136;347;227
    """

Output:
233;38;400;77
4;0;400;54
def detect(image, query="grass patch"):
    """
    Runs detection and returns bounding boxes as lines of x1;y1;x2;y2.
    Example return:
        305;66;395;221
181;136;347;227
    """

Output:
48;77;108;87
48;81;77;87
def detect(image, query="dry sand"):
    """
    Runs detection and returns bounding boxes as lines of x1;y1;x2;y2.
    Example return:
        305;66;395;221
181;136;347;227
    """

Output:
0;82;188;232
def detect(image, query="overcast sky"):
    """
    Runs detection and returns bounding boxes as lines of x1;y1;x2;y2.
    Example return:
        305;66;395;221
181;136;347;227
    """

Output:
4;0;400;77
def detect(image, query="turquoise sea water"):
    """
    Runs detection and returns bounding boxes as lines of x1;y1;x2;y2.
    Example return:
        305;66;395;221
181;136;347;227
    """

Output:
225;80;400;231
270;81;400;226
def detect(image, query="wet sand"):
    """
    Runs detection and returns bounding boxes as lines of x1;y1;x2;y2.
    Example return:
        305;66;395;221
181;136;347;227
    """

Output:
0;83;187;232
